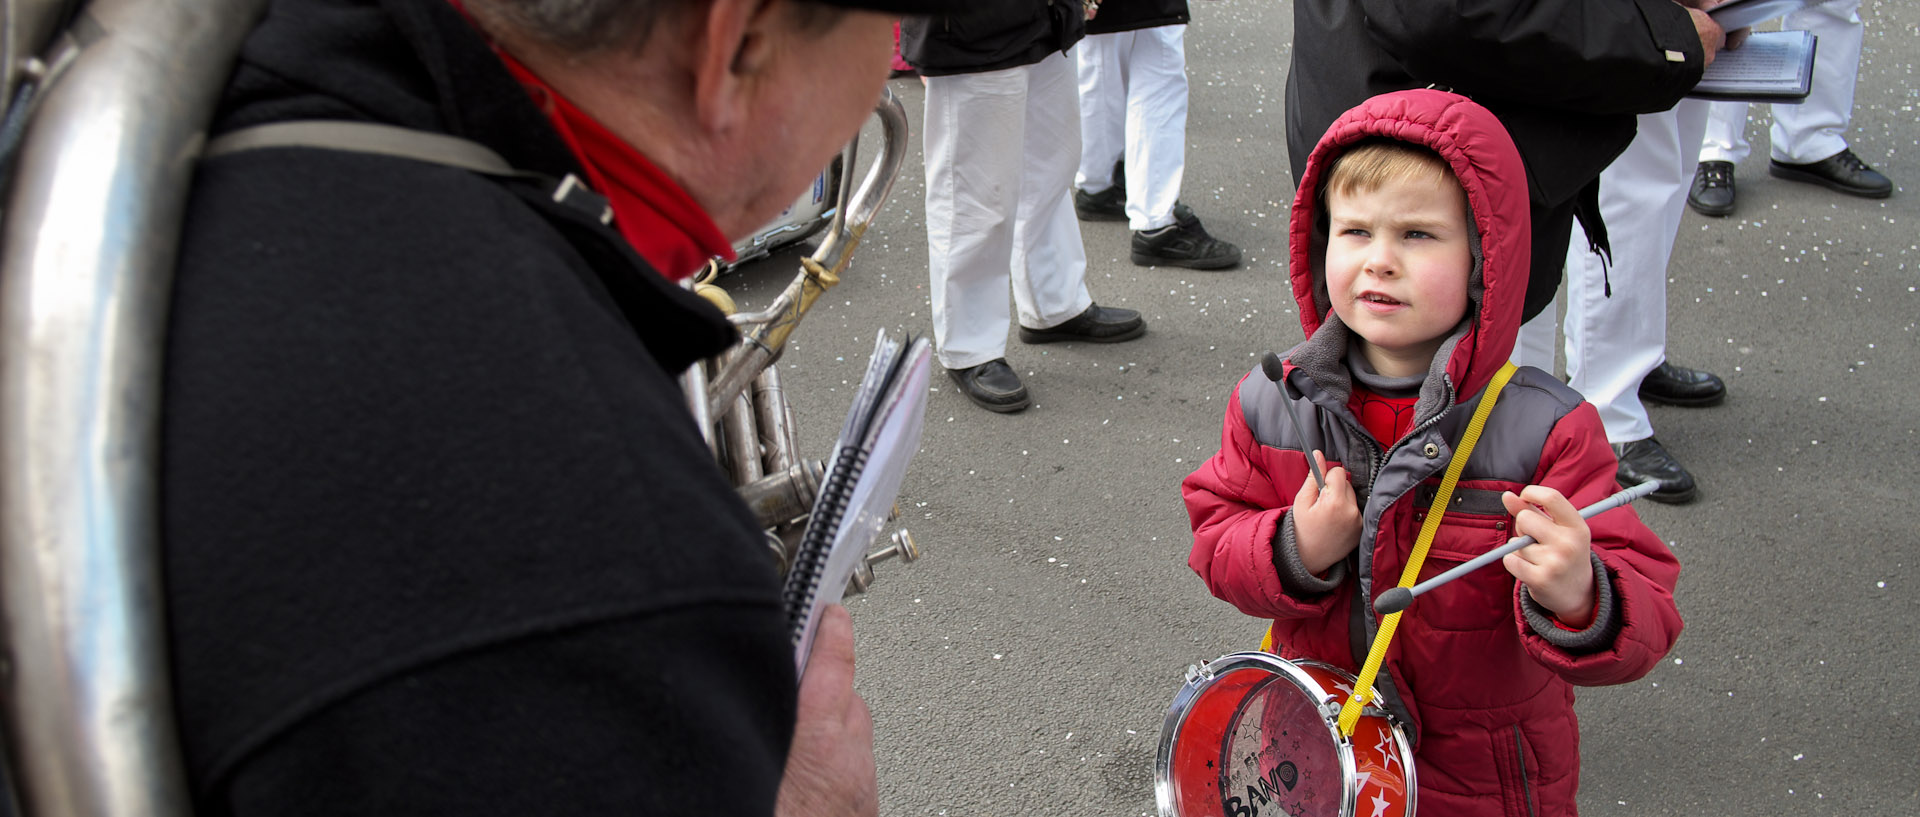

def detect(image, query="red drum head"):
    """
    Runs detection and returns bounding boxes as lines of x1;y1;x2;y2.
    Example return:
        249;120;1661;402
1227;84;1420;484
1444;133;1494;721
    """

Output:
1154;653;1414;817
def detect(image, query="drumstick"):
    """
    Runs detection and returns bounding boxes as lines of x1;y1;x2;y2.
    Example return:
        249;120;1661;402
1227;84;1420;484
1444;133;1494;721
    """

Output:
1260;353;1325;490
1371;481;1661;615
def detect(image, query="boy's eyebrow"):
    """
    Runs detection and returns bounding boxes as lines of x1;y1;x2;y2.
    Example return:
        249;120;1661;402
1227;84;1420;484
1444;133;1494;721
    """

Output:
1327;211;1461;234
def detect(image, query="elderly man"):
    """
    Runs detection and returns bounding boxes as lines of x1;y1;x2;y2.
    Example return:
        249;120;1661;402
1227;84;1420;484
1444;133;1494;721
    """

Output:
162;0;946;814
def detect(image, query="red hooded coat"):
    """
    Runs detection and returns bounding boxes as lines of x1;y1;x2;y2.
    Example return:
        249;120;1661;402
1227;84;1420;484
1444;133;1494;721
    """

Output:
1182;90;1682;817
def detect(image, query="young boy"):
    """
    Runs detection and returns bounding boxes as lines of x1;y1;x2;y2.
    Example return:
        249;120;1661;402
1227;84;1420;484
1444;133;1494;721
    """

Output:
1183;90;1683;817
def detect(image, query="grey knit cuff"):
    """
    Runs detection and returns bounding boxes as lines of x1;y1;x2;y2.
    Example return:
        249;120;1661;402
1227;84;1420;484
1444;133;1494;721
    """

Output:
1521;553;1620;654
1275;510;1346;596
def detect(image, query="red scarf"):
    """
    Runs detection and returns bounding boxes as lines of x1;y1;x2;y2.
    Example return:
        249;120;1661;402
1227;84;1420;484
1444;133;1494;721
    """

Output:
485;35;734;280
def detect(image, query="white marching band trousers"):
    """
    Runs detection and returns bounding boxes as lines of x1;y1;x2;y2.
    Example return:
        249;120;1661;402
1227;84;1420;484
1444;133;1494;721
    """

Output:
922;52;1094;371
1074;26;1190;232
1702;0;1864;166
1515;102;1711;444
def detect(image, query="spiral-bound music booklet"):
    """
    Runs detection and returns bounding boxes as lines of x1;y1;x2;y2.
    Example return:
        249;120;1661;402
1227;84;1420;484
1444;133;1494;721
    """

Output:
782;329;932;674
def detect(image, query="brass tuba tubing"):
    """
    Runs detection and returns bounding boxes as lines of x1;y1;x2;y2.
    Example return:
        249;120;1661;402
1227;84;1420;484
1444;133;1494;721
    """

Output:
736;459;824;532
705;87;908;421
721;390;763;484
0;1;269;815
751;362;799;475
680;334;719;453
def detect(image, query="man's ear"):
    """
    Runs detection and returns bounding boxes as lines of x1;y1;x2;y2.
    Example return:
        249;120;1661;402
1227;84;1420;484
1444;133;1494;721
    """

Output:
692;0;781;134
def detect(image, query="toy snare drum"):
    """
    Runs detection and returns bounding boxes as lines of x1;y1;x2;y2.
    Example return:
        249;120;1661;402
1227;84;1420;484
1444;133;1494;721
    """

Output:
1154;653;1416;817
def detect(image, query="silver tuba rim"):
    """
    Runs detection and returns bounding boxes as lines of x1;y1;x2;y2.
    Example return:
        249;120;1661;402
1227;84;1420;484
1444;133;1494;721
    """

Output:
0;1;267;815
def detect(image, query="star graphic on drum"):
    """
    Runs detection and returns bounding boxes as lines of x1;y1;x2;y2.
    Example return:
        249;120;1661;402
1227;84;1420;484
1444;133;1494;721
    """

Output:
1332;680;1355;699
1368;792;1392;817
1375;732;1400;773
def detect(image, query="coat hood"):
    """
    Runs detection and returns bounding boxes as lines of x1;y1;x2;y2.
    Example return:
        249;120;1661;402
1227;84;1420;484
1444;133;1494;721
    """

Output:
1288;89;1529;403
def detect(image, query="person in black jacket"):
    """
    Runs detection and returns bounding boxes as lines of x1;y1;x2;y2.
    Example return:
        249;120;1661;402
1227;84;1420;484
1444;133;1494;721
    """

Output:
1286;0;1734;324
902;0;1148;413
1072;0;1242;270
1285;0;1738;502
163;1;954;815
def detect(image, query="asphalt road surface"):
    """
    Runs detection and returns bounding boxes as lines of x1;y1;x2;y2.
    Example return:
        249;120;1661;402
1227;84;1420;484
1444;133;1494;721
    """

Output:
722;3;1919;814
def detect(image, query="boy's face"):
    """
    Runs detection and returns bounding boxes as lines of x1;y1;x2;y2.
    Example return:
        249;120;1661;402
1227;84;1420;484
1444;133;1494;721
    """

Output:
1323;172;1473;378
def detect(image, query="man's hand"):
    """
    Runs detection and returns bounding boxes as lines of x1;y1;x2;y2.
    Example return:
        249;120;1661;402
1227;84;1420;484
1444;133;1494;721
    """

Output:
1686;7;1728;67
1500;486;1597;628
776;605;878;817
1292;450;1363;576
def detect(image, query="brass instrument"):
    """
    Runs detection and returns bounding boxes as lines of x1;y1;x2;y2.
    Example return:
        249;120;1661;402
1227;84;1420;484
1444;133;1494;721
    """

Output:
686;87;923;587
0;2;267;816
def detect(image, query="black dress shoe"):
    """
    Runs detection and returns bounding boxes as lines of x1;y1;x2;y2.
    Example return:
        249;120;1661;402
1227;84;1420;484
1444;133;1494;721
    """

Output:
1688;161;1736;216
1074;159;1129;221
1018;303;1146;344
1638;362;1725;407
1769;149;1893;199
1612;437;1697;505
947;359;1030;413
1073;185;1127;221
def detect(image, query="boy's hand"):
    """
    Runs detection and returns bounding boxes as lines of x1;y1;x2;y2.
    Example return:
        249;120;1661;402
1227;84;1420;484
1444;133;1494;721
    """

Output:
1500;486;1597;628
1292;450;1362;575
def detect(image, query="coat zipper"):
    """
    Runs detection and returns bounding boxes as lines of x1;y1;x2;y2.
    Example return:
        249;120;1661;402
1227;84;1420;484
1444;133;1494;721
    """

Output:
1512;725;1539;817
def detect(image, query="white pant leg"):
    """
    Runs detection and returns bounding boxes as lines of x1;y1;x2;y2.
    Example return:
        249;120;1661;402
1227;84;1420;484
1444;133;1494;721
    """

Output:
1771;0;1863;163
1075;33;1129;194
1562;101;1710;444
1512;294;1559;372
1699;100;1752;165
1012;52;1095;331
924;67;1030;370
1122;25;1189;231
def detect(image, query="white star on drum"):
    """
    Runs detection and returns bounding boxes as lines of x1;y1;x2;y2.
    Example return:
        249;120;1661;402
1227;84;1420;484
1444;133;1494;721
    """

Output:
1369;792;1392;817
1375;732;1400;774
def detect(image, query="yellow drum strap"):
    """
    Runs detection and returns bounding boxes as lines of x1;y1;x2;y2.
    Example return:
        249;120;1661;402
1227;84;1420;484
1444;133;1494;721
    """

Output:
1336;362;1517;738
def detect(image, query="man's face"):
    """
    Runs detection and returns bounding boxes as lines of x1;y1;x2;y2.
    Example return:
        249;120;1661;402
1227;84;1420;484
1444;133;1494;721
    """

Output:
729;8;896;238
1323;172;1473;378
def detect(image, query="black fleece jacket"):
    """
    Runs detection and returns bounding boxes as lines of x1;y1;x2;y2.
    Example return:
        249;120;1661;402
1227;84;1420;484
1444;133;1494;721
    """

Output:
902;0;1085;76
1086;0;1189;36
163;1;794;814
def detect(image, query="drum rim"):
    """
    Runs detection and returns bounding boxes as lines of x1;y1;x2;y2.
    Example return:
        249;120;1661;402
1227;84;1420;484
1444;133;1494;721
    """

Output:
1153;652;1417;817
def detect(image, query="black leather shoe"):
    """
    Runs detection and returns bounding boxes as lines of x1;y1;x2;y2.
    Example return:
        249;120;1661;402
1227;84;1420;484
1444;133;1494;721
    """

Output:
1073;185;1127;221
946;359;1030;413
1131;212;1242;270
1074;159;1128;221
1688;161;1736;216
1638;362;1726;407
1612;437;1697;505
1769;149;1893;199
1018;303;1146;344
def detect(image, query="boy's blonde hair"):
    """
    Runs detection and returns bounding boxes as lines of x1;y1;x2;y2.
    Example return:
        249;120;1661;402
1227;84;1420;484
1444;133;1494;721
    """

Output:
1322;138;1458;203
